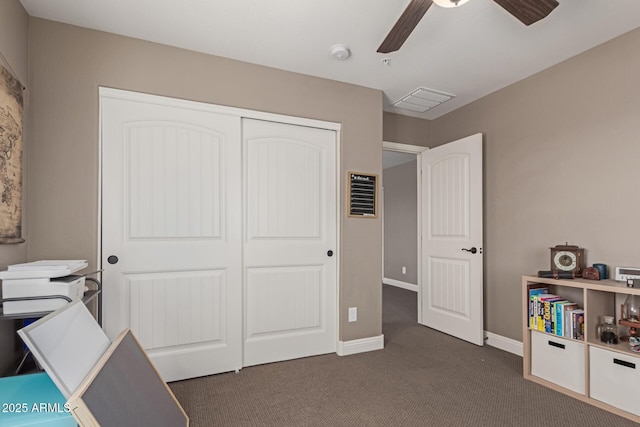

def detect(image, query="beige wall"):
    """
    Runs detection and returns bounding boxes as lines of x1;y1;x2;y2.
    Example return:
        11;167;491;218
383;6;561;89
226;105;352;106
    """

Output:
385;27;640;342
383;160;418;285
27;18;383;343
0;0;29;375
383;112;433;146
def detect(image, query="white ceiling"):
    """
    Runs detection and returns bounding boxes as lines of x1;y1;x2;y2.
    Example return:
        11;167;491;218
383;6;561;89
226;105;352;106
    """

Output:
20;0;640;120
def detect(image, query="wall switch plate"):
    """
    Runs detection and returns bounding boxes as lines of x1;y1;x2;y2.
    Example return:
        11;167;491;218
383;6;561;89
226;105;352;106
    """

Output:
348;307;357;322
402;266;406;275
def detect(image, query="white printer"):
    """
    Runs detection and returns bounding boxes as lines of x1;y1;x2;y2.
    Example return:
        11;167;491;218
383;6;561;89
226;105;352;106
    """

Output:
0;260;88;315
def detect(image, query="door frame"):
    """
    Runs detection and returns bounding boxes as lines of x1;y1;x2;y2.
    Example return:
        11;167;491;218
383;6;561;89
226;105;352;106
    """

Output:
382;141;428;323
97;87;342;359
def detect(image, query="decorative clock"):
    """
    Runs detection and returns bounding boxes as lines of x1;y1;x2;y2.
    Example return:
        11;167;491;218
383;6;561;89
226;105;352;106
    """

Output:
550;243;586;277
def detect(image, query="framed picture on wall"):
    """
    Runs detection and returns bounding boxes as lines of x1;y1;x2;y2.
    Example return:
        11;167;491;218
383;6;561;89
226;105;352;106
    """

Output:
0;64;25;244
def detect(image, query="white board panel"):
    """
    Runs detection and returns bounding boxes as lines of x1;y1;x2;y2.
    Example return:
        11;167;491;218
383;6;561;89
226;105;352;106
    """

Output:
17;301;111;398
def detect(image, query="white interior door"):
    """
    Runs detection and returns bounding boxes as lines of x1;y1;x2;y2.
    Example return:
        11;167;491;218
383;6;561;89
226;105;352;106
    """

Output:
420;133;483;346
101;91;242;381
242;119;337;367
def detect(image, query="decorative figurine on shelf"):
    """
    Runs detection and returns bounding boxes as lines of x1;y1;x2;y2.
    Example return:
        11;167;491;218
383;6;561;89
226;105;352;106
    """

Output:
582;267;600;280
619;294;640;340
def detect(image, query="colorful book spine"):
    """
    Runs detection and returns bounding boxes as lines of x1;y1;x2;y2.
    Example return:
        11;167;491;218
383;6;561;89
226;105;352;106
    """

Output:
567;309;585;340
528;286;548;329
537;295;556;331
536;294;559;332
574;310;585;340
557;303;578;337
541;296;563;333
551;300;568;335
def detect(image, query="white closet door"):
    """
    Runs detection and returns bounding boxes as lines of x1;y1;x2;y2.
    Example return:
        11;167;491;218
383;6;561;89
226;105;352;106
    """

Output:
101;91;242;381
242;119;337;367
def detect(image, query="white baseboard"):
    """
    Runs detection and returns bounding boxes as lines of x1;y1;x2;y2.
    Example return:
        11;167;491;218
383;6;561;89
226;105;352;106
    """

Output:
484;331;523;357
383;278;418;292
337;335;384;356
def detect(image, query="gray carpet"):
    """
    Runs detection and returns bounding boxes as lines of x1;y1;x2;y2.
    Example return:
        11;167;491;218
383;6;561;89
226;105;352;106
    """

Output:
170;285;637;426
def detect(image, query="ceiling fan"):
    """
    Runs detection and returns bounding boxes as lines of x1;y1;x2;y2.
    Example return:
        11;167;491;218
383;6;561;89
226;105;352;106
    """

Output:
377;0;559;53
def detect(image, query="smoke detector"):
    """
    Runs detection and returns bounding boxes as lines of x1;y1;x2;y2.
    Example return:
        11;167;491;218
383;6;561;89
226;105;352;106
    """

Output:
330;44;351;60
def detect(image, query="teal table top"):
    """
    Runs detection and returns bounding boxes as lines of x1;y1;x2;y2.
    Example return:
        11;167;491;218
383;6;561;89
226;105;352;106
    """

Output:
0;372;76;426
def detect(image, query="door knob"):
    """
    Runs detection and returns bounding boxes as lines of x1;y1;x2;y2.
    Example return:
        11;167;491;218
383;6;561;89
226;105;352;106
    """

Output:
327;250;334;257
461;247;477;254
107;255;119;264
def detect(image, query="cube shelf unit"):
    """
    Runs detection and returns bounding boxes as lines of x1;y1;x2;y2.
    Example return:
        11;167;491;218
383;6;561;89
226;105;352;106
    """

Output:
522;275;640;423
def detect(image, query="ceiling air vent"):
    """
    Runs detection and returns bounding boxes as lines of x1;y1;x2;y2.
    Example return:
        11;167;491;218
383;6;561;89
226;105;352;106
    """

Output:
392;87;455;113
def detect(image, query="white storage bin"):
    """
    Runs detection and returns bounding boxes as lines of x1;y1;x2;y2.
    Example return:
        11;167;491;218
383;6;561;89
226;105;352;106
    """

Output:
590;346;640;416
531;330;585;394
2;276;85;314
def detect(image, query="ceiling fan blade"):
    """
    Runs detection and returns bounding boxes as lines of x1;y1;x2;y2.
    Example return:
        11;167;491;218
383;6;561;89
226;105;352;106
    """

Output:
377;0;433;54
493;0;559;26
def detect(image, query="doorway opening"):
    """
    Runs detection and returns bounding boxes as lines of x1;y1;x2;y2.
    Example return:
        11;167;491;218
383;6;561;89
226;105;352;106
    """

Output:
382;142;427;325
382;135;484;346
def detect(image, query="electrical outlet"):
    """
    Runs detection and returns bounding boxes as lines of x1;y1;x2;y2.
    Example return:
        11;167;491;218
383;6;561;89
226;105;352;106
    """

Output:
402;266;406;275
348;307;357;322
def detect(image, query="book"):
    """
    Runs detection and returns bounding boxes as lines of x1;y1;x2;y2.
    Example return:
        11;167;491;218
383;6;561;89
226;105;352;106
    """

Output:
565;308;574;338
537;294;563;332
550;300;568;335
555;302;578;337
566;309;585;340
535;294;549;331
536;294;558;331
528;286;548;329
573;310;585;340
544;298;564;333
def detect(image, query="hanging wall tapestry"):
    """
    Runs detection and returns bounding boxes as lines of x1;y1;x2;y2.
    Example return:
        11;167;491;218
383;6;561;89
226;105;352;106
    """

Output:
0;64;24;243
